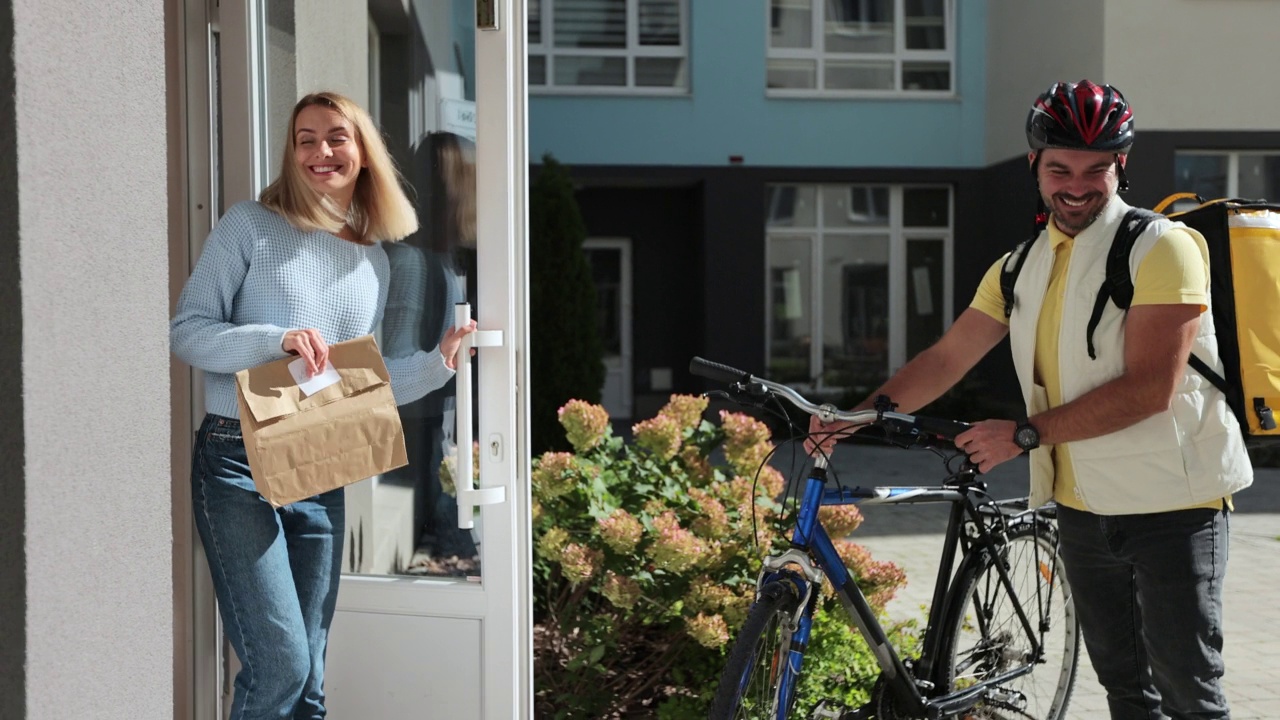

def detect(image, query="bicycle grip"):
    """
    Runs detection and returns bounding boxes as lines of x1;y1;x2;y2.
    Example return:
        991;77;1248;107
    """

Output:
912;415;971;440
689;356;752;384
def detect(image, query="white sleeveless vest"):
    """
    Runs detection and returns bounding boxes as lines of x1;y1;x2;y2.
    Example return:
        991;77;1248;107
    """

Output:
1007;198;1253;514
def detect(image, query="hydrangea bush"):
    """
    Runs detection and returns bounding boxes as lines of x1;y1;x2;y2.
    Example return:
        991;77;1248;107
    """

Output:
533;396;915;718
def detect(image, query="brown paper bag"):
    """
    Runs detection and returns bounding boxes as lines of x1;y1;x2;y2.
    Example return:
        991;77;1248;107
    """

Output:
234;334;408;507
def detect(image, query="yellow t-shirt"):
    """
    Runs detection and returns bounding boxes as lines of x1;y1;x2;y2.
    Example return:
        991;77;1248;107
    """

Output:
970;222;1228;512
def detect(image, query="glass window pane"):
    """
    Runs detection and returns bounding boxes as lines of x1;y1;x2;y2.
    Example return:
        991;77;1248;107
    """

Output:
768;236;813;384
904;187;949;227
768;58;818;89
907;239;945;358
530;55;547;85
554;55;626;86
530;0;542;44
766;185;818;228
770;0;813;49
822;186;889;226
902;61;949;91
635;57;686;88
824;234;889;389
554;0;626;49
639;0;681;46
825;60;894;91
1237;154;1280;201
584;248;623;355
1175;154;1228;209
825;0;894;53
904;0;946;50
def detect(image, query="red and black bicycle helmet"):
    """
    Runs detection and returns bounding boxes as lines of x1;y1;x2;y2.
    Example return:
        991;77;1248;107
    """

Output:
1026;80;1134;153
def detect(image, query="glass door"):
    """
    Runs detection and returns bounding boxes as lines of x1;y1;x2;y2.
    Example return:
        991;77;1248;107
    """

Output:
211;0;530;717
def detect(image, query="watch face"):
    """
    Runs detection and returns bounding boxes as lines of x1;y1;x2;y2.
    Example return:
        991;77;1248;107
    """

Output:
1015;425;1039;450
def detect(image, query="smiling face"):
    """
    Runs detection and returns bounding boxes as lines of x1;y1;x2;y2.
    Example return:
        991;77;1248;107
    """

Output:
293;103;364;212
1031;147;1124;236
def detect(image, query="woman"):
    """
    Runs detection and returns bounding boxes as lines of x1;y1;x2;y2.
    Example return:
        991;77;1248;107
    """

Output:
170;91;474;719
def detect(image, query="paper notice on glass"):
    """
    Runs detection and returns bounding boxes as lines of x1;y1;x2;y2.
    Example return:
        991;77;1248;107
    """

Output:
288;358;342;396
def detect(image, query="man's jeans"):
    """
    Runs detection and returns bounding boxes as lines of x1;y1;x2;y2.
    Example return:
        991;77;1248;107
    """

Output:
191;414;345;720
1057;504;1229;720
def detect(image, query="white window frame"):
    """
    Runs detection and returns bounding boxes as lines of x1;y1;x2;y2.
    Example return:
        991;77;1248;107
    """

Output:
530;0;690;95
765;0;956;99
764;184;954;393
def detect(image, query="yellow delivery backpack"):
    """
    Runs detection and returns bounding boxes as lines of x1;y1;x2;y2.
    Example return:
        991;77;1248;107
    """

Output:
1155;193;1280;443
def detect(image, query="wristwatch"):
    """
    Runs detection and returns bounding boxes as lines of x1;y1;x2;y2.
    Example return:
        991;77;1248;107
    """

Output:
1013;422;1041;452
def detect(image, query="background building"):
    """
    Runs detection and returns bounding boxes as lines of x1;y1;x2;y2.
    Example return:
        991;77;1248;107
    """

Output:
530;0;1280;420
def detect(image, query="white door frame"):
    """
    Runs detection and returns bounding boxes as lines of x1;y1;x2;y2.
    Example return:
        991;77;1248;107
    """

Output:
584;237;633;419
192;0;532;716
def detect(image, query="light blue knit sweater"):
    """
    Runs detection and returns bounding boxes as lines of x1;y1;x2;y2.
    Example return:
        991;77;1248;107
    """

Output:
171;201;453;419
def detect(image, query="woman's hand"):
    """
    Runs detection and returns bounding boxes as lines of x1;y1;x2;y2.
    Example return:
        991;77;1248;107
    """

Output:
441;319;479;370
282;329;329;377
805;415;858;458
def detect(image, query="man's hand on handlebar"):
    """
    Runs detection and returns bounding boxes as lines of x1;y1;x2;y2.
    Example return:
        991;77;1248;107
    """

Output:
954;419;1022;473
805;415;859;457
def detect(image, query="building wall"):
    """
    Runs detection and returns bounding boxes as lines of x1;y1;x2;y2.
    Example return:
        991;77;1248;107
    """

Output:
531;0;989;168
10;1;173;717
1105;0;1280;132
984;0;1106;164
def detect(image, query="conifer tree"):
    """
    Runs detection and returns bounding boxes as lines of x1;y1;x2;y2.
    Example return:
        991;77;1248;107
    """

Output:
529;154;605;454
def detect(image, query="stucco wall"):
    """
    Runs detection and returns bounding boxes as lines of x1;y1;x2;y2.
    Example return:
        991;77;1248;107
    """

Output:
13;0;173;717
984;0;1106;164
531;0;989;168
1104;0;1280;132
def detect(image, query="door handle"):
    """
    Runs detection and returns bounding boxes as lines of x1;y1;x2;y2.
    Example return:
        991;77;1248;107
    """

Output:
453;303;506;530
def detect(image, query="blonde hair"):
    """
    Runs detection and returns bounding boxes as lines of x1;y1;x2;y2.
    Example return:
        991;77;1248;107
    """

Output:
432;132;477;248
260;91;419;243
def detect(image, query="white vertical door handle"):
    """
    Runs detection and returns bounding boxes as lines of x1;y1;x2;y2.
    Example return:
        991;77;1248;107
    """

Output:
453;303;507;529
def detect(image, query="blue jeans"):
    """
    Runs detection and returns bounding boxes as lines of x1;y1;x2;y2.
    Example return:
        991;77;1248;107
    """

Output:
1057;504;1229;720
191;414;345;720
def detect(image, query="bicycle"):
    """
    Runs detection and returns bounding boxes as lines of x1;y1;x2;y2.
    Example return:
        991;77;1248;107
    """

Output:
691;357;1080;720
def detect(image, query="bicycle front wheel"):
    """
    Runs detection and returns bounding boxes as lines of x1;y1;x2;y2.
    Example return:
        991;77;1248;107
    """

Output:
709;581;806;720
938;521;1079;720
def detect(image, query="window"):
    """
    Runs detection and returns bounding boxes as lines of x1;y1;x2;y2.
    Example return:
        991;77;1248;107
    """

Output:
766;184;952;392
767;0;954;95
529;0;689;93
1174;151;1280;211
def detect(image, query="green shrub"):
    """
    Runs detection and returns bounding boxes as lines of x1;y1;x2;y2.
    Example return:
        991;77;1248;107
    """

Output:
532;396;912;718
529;155;605;456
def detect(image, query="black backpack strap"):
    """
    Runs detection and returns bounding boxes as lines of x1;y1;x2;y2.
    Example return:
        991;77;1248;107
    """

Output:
1000;236;1038;319
1186;353;1248;423
1086;208;1162;359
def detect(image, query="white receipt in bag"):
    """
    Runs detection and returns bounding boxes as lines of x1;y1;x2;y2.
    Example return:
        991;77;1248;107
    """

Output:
287;358;342;397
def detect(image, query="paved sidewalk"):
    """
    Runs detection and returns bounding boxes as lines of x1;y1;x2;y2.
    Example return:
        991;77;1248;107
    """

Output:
808;443;1280;719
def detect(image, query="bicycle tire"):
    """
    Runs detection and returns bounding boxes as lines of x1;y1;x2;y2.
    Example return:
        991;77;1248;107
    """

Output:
937;521;1079;720
709;581;806;720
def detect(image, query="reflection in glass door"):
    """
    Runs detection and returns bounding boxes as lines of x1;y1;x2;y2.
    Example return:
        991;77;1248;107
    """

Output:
253;0;482;581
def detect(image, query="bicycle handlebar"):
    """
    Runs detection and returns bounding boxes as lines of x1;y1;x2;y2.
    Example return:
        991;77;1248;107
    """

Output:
689;356;971;441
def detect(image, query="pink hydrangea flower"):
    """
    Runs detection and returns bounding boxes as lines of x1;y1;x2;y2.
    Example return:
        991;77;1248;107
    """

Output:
601;571;642;610
819;504;865;537
720;411;773;476
558;399;610;452
648;511;706;573
559;542;603;586
598;509;644;554
686;612;730;649
659;394;709;432
632;414;681;461
532;452;578;499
